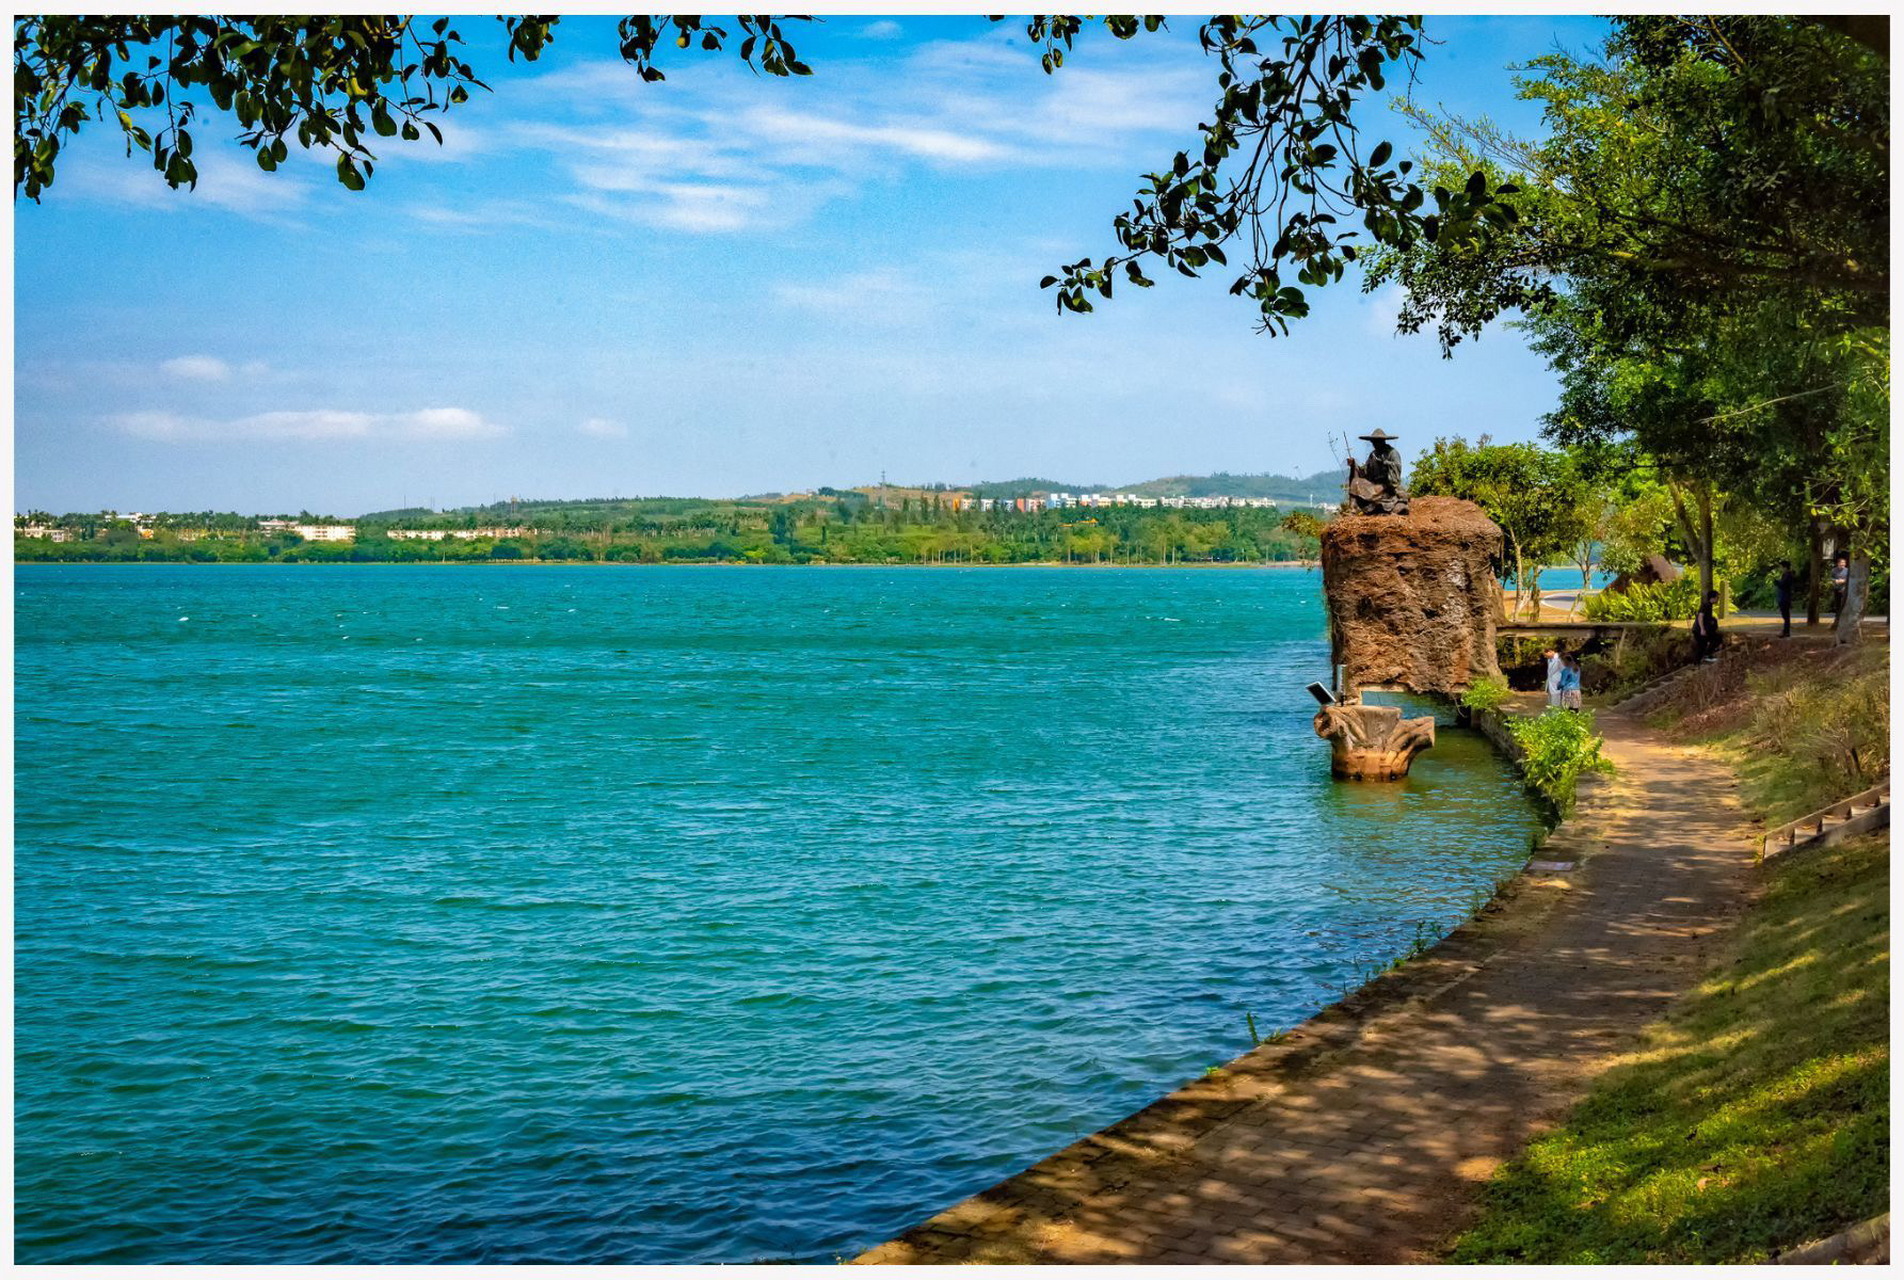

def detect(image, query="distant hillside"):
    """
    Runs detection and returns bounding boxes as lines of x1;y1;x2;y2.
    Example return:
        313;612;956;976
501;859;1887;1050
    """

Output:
357;495;707;522
1114;470;1342;501
959;469;1341;502
960;477;1098;499
355;470;1348;520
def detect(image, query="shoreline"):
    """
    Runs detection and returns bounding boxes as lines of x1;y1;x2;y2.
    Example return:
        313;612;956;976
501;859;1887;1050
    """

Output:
853;695;1753;1264
13;558;1325;570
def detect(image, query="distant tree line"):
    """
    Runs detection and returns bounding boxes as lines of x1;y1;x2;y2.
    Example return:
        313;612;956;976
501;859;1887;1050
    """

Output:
15;497;1325;566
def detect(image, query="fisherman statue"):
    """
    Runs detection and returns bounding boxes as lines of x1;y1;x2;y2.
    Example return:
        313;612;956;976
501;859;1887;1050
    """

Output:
1345;428;1409;516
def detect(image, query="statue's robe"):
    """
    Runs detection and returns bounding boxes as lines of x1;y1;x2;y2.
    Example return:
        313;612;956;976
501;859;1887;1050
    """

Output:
1369;446;1402;492
1346;446;1408;514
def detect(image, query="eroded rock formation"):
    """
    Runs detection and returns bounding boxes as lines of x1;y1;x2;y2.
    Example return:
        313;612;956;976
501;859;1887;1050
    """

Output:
1321;495;1504;697
1313;702;1437;781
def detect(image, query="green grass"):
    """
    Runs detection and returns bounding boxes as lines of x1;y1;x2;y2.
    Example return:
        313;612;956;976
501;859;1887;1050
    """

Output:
1648;643;1888;826
1727;651;1889;825
1447;833;1889;1263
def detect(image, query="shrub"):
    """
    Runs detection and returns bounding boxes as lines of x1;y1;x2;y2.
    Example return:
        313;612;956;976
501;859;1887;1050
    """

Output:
1740;656;1889;820
1510;709;1614;814
1461;675;1513;713
1583;576;1699;622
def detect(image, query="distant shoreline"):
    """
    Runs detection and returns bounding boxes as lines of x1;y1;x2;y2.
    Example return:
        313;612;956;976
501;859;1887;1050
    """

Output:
14;559;1325;570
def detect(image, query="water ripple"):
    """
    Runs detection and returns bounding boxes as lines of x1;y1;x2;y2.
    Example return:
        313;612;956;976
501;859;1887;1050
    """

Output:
16;565;1542;1263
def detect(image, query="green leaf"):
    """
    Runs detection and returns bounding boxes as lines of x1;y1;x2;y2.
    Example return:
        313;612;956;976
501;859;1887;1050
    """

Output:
336;153;365;191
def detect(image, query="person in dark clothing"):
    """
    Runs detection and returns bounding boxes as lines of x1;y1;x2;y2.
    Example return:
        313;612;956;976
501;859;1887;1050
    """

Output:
1693;590;1722;662
1775;560;1797;637
1831;554;1850;613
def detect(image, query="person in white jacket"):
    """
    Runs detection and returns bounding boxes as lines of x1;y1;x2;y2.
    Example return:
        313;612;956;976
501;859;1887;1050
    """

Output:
1545;646;1563;707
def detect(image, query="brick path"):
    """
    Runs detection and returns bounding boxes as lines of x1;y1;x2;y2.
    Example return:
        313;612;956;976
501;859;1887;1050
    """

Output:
855;710;1754;1264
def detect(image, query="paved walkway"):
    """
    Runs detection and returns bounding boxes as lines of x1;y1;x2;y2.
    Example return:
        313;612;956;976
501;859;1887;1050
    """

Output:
856;710;1755;1264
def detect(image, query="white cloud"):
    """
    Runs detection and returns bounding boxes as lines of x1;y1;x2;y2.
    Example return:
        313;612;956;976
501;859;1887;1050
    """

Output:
399;407;506;438
111;406;503;442
408;200;564;233
486;33;1209;237
60;147;311;222
860;20;903;40
159;354;269;381
741;105;1010;165
774;268;910;313
1363;283;1408;338
401;122;487;165
561;185;771;234
161;355;234;381
579;417;629;438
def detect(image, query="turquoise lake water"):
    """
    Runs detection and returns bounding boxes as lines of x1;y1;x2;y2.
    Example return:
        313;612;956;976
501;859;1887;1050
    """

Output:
15;565;1542;1263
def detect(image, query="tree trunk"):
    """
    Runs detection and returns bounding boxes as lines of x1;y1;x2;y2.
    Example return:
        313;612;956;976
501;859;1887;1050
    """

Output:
1572;546;1595;619
1807;511;1825;625
1509;539;1525;620
1835;551;1871;646
1696;484;1715;603
1666;477;1716;606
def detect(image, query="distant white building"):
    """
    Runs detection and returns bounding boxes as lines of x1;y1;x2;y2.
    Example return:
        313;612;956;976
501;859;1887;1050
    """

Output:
18;524;71;542
388;526;528;540
294;524;356;542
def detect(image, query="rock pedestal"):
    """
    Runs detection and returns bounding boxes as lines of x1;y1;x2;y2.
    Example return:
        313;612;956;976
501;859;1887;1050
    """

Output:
1321;496;1504;698
1313;703;1437;780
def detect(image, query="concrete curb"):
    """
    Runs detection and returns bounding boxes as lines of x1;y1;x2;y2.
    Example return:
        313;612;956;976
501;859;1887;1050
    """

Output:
1774;1213;1889;1265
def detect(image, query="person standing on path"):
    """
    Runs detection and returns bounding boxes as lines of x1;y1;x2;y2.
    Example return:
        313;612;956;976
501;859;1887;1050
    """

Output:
1544;645;1563;707
1693;590;1722;663
1831;554;1850;613
1775;560;1797;637
1557;651;1583;710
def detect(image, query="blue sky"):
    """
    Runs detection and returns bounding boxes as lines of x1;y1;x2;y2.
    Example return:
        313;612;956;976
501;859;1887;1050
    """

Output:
14;14;1612;516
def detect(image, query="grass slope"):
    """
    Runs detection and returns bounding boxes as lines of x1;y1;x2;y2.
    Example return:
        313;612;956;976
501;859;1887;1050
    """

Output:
1448;830;1888;1262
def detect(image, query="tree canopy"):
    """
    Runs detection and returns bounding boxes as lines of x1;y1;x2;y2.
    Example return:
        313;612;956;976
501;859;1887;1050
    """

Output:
1367;17;1888;354
1408;436;1590;618
1372;16;1888;639
13;16;812;197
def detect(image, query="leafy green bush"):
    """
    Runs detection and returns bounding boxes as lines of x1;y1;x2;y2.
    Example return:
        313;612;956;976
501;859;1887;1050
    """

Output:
1511;709;1614;814
1461;675;1513;713
1582;576;1699;622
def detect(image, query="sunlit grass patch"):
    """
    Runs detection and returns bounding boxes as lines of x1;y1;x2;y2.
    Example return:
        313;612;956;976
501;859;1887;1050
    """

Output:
1446;833;1888;1263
